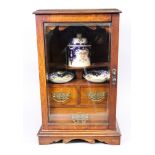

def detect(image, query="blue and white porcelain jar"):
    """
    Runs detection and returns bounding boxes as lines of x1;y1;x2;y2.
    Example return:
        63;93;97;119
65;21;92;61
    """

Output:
68;33;91;67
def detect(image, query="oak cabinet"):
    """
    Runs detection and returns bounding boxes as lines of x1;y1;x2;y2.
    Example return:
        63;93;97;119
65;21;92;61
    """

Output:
33;9;121;145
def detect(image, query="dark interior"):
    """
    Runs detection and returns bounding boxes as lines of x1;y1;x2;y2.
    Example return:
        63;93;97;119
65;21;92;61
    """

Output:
44;26;111;67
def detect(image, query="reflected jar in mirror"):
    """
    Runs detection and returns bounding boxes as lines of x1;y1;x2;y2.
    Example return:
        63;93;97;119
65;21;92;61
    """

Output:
67;33;91;67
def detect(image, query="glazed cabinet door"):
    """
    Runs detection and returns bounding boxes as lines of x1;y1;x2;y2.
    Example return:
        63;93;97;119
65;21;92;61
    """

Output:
35;14;118;130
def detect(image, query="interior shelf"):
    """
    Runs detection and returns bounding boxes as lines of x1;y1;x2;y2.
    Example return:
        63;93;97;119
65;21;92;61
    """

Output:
47;79;109;86
49;62;110;70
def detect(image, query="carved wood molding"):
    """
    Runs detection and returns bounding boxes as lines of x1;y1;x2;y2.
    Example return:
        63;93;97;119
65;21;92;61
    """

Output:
37;122;121;145
45;26;109;34
38;136;120;145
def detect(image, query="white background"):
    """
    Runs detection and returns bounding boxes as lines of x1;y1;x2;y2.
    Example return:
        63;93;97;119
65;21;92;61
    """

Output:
0;0;155;155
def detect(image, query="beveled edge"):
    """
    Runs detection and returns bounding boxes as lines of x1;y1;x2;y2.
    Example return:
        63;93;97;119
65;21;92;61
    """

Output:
33;9;122;15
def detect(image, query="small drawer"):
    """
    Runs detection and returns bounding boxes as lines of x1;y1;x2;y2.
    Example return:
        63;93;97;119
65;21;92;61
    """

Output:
80;86;109;106
49;107;108;125
48;86;78;107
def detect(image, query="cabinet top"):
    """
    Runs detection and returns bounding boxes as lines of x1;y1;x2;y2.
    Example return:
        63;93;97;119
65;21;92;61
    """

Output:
33;9;121;15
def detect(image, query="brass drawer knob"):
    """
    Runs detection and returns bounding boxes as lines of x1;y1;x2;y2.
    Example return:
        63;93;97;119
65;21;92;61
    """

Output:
51;92;71;103
88;92;107;102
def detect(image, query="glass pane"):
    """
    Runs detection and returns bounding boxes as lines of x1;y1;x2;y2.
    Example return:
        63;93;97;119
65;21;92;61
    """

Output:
44;23;111;127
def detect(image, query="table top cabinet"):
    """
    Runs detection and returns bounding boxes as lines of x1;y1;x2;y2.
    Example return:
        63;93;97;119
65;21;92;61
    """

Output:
33;9;121;145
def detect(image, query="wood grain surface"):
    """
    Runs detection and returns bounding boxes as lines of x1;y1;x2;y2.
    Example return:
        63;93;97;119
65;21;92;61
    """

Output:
35;9;121;144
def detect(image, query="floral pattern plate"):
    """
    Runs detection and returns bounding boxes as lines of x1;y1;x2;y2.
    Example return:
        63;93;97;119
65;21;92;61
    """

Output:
83;70;110;83
48;71;74;83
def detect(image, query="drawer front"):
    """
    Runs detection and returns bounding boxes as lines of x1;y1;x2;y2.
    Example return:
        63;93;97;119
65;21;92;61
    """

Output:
48;87;78;107
80;86;109;106
49;107;108;125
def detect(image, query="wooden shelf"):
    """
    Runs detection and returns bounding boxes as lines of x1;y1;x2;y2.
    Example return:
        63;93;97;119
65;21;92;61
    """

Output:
47;79;109;87
49;62;110;70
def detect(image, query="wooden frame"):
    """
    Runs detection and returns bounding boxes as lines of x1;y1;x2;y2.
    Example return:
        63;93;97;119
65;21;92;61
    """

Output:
34;9;121;145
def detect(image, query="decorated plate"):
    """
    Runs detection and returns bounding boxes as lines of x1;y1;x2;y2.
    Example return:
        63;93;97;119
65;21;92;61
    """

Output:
83;70;110;83
48;71;74;83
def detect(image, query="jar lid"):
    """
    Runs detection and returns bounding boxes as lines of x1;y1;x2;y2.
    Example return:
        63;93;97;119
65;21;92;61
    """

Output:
68;33;91;47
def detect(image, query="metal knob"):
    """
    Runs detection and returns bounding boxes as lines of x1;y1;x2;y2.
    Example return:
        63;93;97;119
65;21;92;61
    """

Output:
112;68;117;85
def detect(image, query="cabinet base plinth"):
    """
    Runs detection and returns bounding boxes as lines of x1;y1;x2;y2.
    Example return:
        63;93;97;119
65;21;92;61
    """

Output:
38;124;121;145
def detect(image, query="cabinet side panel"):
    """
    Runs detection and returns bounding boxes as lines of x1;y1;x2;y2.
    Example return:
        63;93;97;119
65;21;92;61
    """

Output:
109;14;119;129
35;15;48;128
